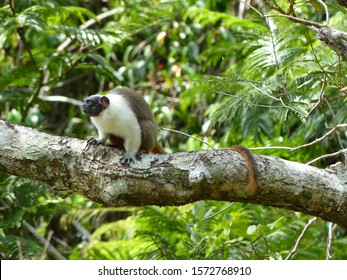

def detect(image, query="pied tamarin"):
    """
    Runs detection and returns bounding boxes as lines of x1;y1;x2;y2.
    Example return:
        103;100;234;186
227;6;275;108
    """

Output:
81;87;258;194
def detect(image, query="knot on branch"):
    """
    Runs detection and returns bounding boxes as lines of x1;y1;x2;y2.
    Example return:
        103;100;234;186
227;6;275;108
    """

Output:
188;163;213;185
326;162;347;185
312;27;347;60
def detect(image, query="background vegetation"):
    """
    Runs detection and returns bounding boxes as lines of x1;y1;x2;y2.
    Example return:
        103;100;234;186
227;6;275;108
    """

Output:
0;0;347;260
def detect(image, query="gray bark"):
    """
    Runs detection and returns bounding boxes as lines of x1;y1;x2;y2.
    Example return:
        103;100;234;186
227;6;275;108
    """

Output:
1;120;347;228
312;27;347;61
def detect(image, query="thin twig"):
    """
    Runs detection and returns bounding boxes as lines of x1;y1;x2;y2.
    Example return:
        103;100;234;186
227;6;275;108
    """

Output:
253;146;347;166
285;217;317;260
57;8;123;52
306;148;347;165
316;0;329;26
40;230;54;260
251;124;347;154
202;203;235;221
279;97;306;118
326;222;336;260
16;239;23;260
158;126;217;150
250;146;293;151
264;13;324;29
306;74;327;117
323;96;347;165
233;72;281;102
215;91;284;109
292;124;347;152
72;220;91;242
22;220;66;260
40;95;83;107
263;0;286;15
239;0;263;17
228;71;306;118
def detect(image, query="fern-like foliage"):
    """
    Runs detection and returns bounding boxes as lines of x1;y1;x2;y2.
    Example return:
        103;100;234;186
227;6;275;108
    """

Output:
67;202;347;260
182;9;346;150
0;177;67;259
0;1;174;106
185;7;267;31
0;235;44;260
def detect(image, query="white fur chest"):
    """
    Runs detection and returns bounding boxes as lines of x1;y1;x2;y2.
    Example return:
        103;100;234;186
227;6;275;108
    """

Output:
90;93;141;139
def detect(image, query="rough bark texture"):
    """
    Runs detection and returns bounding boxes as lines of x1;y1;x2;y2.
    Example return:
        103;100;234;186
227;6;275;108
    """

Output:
312;27;347;61
1;120;347;228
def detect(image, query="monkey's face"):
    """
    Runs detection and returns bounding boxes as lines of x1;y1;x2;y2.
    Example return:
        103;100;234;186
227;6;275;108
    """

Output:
81;95;109;117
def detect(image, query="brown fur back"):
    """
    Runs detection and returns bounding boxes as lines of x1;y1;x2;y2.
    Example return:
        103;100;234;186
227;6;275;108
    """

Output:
110;88;158;152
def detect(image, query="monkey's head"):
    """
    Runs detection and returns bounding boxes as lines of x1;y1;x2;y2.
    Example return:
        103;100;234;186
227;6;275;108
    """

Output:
81;95;110;117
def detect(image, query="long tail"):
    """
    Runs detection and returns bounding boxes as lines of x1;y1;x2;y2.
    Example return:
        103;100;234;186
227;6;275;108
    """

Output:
229;145;258;195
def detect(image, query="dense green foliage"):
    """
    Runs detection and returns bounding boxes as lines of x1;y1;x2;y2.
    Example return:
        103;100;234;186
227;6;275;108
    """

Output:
0;0;347;259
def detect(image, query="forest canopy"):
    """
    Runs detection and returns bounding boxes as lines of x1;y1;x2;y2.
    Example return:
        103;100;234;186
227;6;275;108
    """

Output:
0;0;347;260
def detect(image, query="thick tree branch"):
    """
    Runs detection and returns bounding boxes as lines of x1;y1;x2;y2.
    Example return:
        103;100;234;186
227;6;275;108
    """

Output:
1;120;347;228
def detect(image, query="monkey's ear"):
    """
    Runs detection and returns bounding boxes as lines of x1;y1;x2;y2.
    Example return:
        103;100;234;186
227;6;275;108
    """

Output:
100;96;110;110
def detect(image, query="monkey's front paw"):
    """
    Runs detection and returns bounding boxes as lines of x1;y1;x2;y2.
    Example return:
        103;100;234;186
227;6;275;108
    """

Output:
86;137;102;145
120;154;136;165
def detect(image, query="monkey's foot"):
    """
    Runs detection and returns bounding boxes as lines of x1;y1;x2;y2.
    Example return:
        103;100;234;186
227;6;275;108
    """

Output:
120;156;135;165
120;152;137;165
86;137;103;145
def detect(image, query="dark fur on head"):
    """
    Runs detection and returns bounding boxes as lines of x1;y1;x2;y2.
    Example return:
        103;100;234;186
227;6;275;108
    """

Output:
81;95;110;117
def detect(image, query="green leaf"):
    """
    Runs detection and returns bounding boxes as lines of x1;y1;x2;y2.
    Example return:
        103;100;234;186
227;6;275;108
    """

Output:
185;7;267;31
0;66;40;90
247;225;257;235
